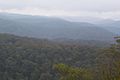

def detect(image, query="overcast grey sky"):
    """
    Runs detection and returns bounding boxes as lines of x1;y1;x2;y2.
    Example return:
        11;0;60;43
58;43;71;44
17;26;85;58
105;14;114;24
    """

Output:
0;0;120;19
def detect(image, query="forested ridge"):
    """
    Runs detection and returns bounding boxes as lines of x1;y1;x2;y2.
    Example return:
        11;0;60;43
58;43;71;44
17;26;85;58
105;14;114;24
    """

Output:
0;13;115;41
0;33;119;80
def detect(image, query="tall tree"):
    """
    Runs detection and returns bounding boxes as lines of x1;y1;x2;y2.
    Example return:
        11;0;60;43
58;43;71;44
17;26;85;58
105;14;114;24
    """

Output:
53;63;93;80
97;37;120;80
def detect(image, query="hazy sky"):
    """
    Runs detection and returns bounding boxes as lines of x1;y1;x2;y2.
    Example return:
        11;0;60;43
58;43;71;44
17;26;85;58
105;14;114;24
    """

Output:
0;0;120;19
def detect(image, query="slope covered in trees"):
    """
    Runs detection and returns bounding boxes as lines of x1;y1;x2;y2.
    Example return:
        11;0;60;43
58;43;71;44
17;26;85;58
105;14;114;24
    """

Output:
54;37;120;80
0;33;119;80
0;33;107;80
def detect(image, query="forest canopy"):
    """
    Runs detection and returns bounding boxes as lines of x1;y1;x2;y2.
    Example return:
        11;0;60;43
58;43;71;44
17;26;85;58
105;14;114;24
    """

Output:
0;33;119;80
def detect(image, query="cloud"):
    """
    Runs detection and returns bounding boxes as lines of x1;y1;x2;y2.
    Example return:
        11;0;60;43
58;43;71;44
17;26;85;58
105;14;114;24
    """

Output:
0;0;119;12
0;8;120;20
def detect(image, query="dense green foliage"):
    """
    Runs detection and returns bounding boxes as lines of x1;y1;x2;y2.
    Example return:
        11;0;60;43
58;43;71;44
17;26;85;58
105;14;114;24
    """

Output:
0;33;120;80
53;37;120;80
54;63;93;80
0;34;101;80
95;37;120;80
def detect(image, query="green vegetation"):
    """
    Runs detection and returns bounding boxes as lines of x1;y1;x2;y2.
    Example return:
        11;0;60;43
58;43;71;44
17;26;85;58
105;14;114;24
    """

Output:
53;37;120;80
0;33;120;80
0;34;100;80
95;37;120;80
54;63;93;80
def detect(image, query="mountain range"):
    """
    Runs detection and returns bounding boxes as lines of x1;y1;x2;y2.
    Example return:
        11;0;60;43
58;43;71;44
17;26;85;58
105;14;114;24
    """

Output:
0;12;118;41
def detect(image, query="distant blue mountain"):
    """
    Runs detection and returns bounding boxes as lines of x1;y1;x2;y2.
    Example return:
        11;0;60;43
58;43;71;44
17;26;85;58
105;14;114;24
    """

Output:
95;19;120;35
0;13;115;41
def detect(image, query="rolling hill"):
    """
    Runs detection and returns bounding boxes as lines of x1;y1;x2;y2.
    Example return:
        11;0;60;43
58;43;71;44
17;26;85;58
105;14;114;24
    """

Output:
0;33;108;80
0;13;115;41
95;19;120;35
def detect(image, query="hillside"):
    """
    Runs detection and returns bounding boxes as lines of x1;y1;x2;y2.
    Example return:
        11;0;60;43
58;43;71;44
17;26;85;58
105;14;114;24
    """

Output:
0;13;115;41
95;19;120;35
0;33;106;80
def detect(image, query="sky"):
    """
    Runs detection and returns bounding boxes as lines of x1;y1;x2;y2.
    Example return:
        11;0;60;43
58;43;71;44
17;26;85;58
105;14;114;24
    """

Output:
0;0;120;20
